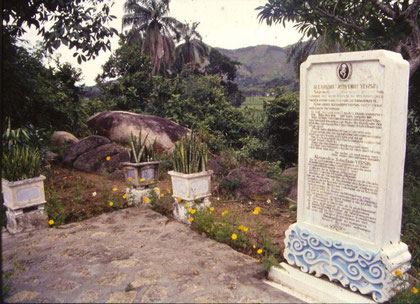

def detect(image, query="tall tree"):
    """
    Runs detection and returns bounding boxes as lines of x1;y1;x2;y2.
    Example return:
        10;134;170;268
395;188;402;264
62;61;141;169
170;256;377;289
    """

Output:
3;0;118;63
257;0;420;76
122;0;182;74
174;22;211;72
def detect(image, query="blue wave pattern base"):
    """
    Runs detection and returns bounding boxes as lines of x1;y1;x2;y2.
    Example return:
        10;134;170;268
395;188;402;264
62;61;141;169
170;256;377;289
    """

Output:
284;224;388;302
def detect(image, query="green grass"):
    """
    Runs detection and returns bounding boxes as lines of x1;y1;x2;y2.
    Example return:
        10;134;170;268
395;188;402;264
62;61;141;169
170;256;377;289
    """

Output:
241;96;272;110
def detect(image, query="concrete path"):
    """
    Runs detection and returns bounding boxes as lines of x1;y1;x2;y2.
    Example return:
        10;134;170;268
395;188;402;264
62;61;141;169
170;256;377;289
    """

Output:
2;206;300;303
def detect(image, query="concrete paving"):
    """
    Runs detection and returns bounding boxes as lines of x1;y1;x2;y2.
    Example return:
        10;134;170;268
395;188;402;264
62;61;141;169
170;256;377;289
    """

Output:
2;206;300;303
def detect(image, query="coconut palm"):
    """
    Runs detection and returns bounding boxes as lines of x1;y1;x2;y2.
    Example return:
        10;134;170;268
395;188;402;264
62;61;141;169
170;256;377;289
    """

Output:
122;0;182;74
174;22;211;72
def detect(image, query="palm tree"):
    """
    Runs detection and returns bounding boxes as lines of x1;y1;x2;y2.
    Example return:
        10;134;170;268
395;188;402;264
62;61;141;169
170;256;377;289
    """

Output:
174;22;211;72
122;0;182;74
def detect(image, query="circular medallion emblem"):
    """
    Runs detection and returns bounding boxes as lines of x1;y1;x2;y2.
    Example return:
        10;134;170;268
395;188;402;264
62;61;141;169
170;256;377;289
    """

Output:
336;62;352;81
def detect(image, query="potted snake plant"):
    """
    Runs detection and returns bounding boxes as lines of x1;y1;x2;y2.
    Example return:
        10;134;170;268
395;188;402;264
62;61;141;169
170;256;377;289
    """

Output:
2;122;47;233
168;132;213;201
121;132;160;188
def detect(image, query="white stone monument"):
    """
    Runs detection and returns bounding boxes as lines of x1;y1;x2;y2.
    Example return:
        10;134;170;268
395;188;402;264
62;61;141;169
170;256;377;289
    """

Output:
267;50;411;303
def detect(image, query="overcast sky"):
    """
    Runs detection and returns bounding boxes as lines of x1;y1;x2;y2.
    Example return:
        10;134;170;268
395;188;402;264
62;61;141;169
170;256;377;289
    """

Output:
22;0;301;86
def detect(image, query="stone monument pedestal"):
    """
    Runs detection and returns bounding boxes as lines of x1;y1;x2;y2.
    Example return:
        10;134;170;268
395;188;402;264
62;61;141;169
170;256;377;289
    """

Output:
5;204;48;234
126;187;160;206
173;197;211;224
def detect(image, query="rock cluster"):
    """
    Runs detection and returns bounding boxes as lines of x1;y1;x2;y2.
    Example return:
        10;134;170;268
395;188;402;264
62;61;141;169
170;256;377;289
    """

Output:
63;135;129;173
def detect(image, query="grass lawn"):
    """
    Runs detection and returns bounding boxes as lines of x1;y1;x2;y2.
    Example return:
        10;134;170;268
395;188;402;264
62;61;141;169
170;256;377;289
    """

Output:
241;96;272;110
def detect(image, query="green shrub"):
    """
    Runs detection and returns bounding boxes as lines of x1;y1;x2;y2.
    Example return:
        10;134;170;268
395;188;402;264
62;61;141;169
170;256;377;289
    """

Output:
128;131;156;163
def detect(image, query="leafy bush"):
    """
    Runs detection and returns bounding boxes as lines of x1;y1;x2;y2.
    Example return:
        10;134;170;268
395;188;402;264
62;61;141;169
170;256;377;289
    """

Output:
128;132;156;163
262;88;299;167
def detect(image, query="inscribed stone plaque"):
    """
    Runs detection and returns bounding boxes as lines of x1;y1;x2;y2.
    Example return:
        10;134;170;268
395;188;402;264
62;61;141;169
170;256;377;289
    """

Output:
297;50;409;250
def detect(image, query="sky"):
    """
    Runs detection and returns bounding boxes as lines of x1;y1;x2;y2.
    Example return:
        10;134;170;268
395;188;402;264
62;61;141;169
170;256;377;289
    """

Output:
21;0;301;86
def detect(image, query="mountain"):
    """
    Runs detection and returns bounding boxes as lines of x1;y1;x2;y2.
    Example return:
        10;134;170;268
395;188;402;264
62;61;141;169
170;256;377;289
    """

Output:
217;45;297;95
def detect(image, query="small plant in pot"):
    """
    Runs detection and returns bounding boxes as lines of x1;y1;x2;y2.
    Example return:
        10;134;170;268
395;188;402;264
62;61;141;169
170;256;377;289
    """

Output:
168;132;213;202
2;122;48;234
121;132;160;189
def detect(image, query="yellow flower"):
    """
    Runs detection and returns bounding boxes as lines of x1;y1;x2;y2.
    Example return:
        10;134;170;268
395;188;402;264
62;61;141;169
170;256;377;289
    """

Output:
127;177;132;181
253;206;261;215
154;188;160;193
48;219;54;226
188;217;194;222
184;203;189;208
257;259;261;263
210;207;214;212
253;245;256;249
243;227;249;232
167;189;171;193
257;249;263;254
160;193;164;197
109;202;114;207
267;199;271;204
112;187;117;192
143;197;151;204
92;191;97;197
106;156;111;161
221;210;229;216
395;270;402;276
412;287;419;294
140;178;145;182
122;194;127;199
151;181;155;184
177;197;182;203
189;208;196;214
231;233;238;240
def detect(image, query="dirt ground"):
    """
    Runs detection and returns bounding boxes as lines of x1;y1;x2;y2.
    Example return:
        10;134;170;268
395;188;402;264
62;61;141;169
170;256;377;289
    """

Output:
43;167;293;255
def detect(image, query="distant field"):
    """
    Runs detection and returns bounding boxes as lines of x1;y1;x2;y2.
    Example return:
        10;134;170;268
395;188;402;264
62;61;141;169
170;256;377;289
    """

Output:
241;96;272;110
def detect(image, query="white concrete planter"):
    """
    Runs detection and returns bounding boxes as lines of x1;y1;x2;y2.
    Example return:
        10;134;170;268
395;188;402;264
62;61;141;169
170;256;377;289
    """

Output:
2;175;48;234
168;170;213;201
121;161;160;188
2;175;46;211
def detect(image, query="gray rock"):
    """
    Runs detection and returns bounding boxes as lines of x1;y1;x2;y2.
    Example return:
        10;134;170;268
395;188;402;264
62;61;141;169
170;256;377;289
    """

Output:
63;135;110;167
86;111;190;152
283;167;298;201
72;143;129;173
207;158;226;176
225;167;274;199
52;131;79;146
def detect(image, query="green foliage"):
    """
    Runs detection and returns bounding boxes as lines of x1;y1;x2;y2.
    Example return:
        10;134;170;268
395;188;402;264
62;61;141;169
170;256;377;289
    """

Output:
2;121;43;181
205;49;245;106
262;88;299;167
402;177;420;273
129;132;156;163
272;170;297;205
97;41;153;111
44;192;66;227
2;146;42;182
149;74;248;150
4;0;117;62
172;132;208;174
191;209;252;252
2;34;86;135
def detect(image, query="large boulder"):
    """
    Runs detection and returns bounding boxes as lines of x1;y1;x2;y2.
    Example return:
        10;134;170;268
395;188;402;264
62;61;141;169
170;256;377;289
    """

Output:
73;143;129;173
87;111;190;152
52;131;79;146
225;167;274;199
62;135;110;167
